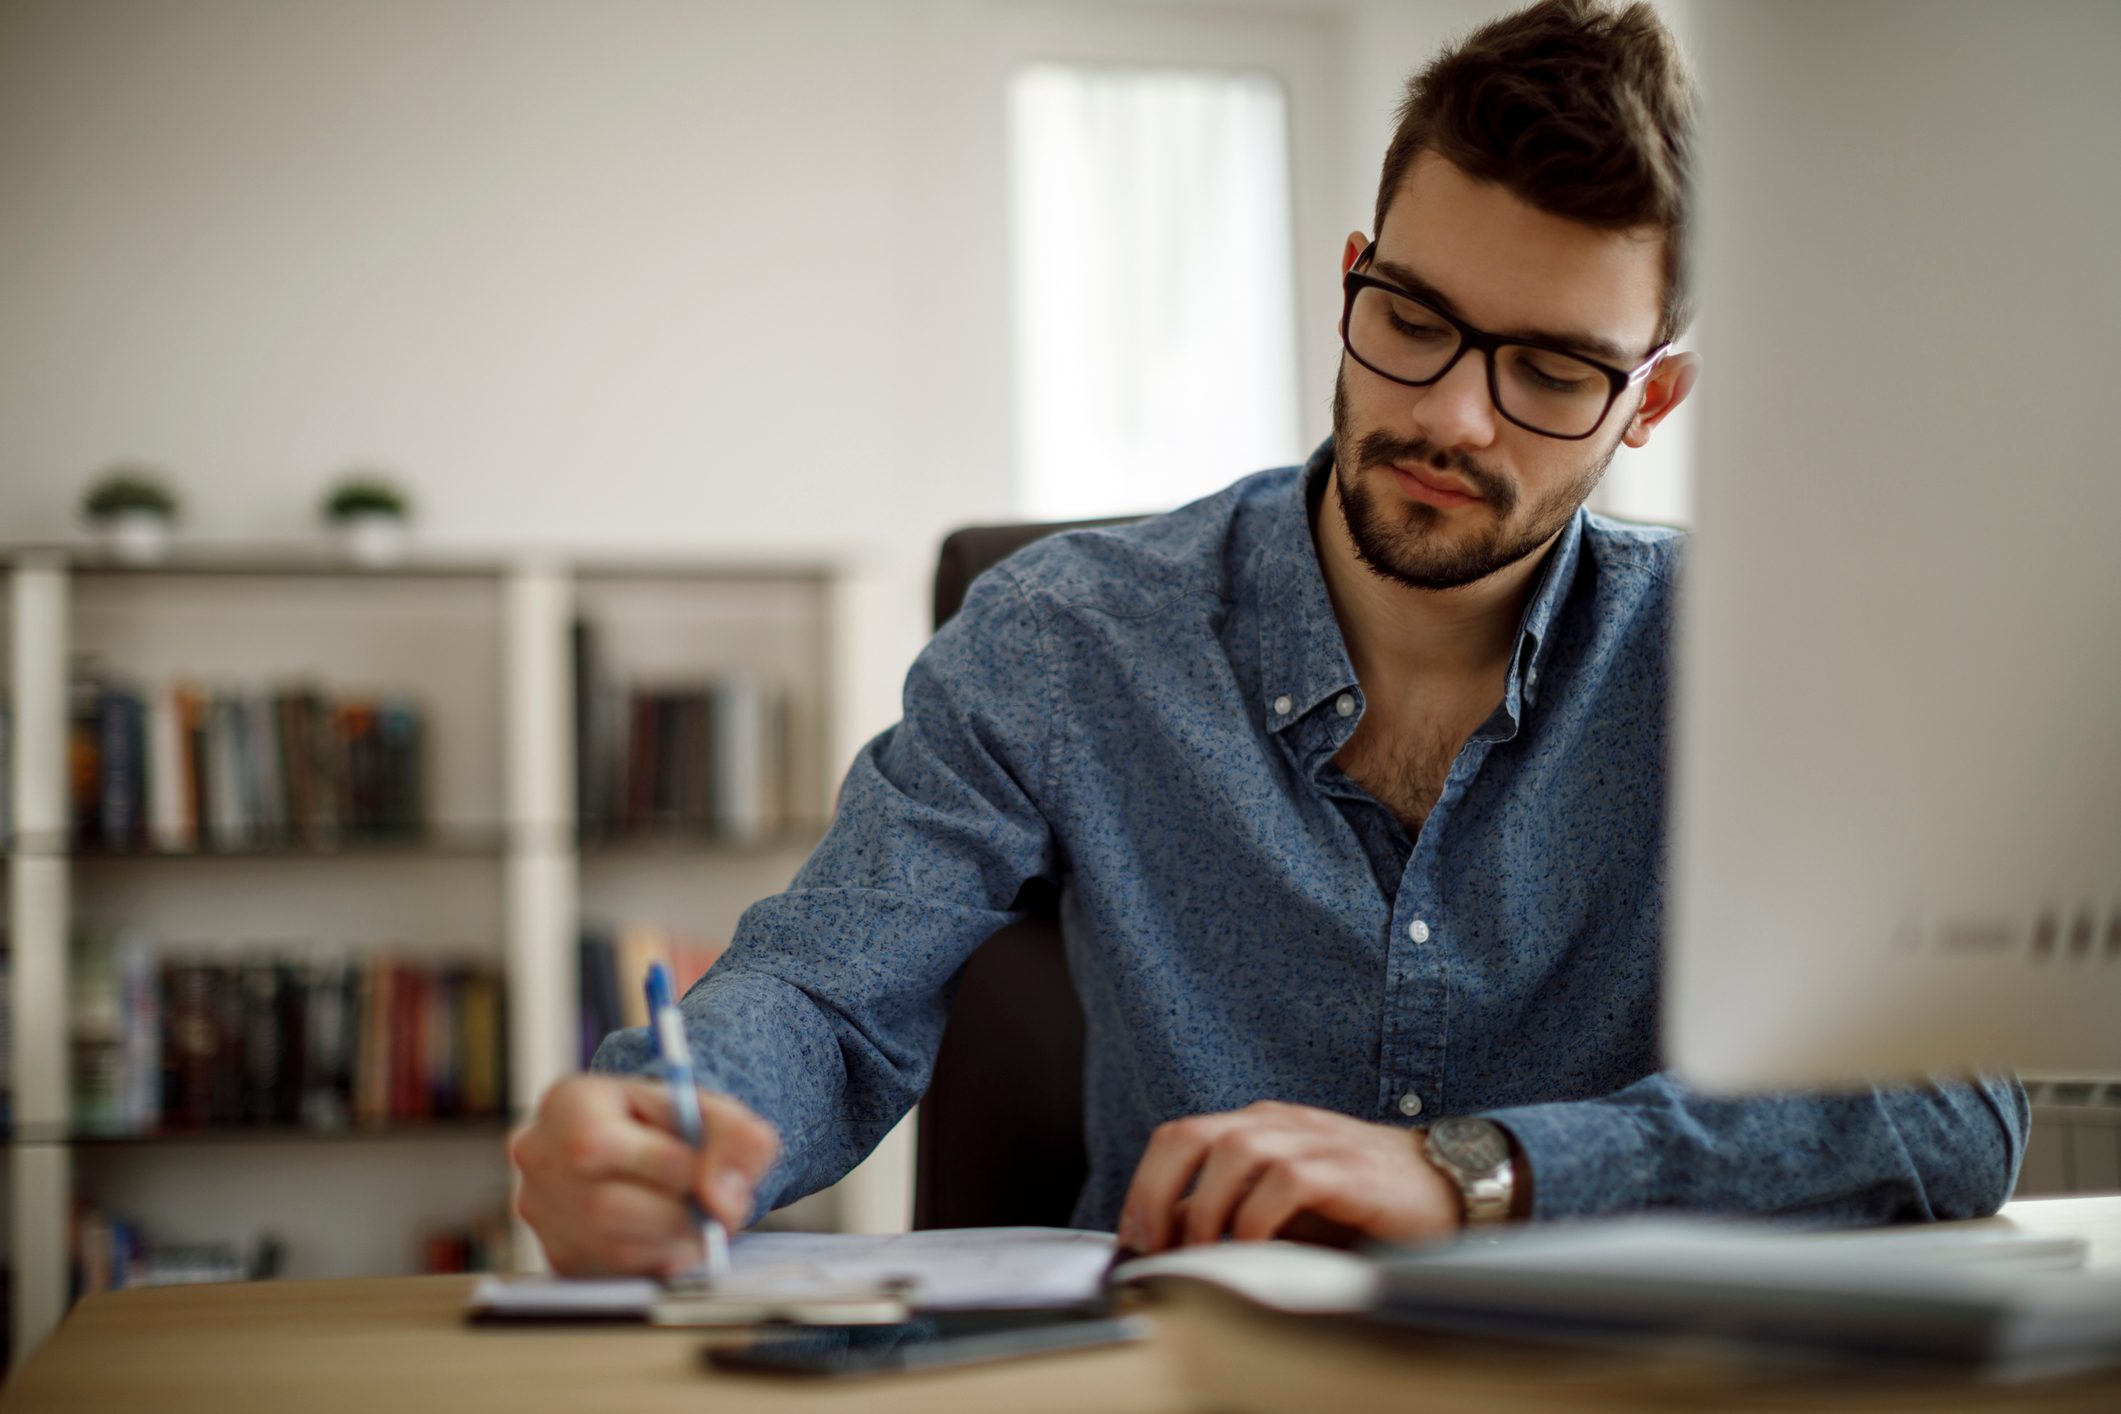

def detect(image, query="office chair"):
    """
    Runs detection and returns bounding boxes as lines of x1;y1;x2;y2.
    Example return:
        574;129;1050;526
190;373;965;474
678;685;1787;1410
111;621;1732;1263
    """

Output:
912;515;1136;1230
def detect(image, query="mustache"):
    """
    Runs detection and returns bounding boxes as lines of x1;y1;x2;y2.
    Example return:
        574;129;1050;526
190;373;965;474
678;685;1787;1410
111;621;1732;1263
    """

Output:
1354;429;1514;508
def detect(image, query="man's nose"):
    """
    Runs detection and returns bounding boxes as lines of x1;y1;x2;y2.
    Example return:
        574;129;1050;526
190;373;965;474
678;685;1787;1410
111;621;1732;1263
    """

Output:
1411;347;1500;452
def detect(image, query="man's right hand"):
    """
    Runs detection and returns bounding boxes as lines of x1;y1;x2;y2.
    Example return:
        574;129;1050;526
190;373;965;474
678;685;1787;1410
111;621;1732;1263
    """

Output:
509;1075;781;1277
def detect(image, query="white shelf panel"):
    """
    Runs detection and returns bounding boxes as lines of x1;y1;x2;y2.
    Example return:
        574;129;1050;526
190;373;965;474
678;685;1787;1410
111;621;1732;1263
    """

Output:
67;852;506;958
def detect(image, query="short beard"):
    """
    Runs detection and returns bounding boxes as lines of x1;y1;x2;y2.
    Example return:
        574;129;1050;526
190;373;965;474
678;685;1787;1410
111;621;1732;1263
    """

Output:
1329;366;1625;592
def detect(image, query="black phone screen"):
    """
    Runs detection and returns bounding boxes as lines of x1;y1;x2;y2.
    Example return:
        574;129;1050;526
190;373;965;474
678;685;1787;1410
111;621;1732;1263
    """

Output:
706;1309;1150;1379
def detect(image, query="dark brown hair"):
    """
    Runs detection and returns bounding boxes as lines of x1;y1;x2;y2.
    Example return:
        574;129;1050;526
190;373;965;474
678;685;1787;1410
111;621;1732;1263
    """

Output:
1375;0;1698;342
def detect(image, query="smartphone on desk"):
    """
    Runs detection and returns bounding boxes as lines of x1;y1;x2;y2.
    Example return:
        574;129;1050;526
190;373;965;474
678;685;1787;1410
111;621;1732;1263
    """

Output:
707;1309;1151;1379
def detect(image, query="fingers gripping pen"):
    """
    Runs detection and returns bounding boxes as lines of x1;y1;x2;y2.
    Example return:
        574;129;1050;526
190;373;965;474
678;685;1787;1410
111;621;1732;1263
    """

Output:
645;961;731;1285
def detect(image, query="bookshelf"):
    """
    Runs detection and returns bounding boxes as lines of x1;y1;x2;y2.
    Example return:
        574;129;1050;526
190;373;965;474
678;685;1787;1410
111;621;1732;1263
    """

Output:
3;545;847;1367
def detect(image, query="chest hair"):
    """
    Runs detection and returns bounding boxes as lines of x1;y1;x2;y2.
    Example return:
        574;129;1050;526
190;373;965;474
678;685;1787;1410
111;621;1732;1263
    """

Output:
1332;715;1468;838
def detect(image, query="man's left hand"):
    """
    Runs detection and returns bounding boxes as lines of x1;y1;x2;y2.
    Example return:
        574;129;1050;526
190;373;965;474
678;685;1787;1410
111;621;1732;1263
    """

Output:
1116;1100;1463;1253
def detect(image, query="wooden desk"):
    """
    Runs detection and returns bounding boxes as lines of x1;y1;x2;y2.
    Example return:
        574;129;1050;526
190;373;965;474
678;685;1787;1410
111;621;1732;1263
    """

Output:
7;1197;2119;1414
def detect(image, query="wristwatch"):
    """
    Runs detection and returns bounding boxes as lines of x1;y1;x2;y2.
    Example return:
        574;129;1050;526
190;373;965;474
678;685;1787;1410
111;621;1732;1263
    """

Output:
1421;1116;1517;1226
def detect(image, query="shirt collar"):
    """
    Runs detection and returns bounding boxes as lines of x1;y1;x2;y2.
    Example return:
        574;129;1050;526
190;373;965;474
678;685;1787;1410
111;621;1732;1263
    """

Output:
1251;436;1588;739
1500;495;1585;732
1252;440;1359;734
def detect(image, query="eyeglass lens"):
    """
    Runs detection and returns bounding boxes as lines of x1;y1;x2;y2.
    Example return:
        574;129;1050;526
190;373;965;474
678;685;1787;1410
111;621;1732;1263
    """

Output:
1348;285;1611;438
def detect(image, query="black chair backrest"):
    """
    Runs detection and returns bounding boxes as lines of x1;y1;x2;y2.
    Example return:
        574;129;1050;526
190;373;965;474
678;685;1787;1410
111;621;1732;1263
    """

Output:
912;517;1136;1231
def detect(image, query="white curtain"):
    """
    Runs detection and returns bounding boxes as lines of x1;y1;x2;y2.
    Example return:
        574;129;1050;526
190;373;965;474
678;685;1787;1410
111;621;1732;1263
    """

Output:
1009;65;1302;521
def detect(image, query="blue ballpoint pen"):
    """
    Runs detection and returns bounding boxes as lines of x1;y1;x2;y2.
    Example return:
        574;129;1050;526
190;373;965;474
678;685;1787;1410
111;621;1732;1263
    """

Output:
644;961;731;1285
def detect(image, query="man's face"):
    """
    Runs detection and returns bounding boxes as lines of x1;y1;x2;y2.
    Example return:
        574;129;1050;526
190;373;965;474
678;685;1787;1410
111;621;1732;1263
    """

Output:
1332;150;1678;592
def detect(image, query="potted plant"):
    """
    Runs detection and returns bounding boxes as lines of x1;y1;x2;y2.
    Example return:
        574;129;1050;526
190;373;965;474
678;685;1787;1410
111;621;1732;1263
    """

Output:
81;466;180;564
322;472;413;566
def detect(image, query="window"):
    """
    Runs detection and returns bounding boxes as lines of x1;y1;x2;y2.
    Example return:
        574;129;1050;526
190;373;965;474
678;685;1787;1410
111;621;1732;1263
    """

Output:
1008;64;1302;520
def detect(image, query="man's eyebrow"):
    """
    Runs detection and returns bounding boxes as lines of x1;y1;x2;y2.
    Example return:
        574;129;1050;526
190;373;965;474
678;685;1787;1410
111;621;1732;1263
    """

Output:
1368;256;1637;365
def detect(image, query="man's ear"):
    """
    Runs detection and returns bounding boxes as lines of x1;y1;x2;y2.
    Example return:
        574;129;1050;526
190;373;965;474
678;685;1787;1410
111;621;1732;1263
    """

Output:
1623;351;1701;449
1342;231;1369;276
1338;233;1368;341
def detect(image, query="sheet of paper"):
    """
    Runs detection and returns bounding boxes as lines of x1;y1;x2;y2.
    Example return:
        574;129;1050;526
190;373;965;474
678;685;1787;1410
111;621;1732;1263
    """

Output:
725;1226;1116;1310
469;1226;1117;1319
468;1275;658;1317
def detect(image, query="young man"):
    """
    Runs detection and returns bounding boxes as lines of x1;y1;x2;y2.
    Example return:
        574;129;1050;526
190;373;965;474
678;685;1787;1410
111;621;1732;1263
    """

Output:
511;0;2023;1275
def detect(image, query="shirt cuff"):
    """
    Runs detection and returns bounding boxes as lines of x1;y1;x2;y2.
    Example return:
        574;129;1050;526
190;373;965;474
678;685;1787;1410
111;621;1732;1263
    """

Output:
1481;1096;1656;1221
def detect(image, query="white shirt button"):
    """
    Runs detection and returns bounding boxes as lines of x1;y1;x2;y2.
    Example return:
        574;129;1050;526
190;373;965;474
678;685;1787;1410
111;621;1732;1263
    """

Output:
1336;693;1355;717
1408;918;1431;944
1273;694;1293;716
1398;1092;1424;1118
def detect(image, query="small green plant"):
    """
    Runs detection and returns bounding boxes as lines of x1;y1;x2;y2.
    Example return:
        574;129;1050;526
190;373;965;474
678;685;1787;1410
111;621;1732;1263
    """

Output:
322;474;411;522
81;467;179;521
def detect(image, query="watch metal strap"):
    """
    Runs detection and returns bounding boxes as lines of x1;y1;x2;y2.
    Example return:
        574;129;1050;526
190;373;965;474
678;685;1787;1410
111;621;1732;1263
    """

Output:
1424;1119;1515;1225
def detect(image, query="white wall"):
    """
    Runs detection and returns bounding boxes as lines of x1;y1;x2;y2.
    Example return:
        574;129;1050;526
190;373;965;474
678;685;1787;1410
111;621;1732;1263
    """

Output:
0;1;1004;551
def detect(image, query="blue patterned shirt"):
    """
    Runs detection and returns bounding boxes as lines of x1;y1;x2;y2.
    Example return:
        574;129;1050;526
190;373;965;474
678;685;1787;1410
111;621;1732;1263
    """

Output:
593;440;2025;1231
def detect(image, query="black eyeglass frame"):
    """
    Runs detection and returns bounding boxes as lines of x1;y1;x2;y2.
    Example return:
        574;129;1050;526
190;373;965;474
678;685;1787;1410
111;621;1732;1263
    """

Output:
1340;240;1672;442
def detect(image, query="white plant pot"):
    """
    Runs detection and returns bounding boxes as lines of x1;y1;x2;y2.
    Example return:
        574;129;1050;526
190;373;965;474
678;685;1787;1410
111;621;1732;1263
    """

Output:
96;510;174;565
334;512;410;566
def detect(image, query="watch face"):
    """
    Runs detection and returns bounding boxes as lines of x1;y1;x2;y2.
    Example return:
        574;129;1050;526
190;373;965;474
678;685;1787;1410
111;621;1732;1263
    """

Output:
1429;1117;1510;1173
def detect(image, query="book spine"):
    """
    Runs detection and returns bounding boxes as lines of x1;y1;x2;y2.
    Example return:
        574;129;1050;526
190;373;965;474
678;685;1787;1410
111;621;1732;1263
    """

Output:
118;933;160;1134
170;961;215;1130
389;964;427;1122
209;961;245;1125
378;698;423;839
98;682;142;850
241;960;280;1124
463;969;498;1116
355;956;389;1127
249;693;286;845
177;687;207;847
306;959;337;1129
301;687;335;847
146;685;189;852
274;961;304;1124
207;694;247;850
626;689;655;830
277;691;309;847
69;671;102;847
69;928;123;1133
427;966;456;1118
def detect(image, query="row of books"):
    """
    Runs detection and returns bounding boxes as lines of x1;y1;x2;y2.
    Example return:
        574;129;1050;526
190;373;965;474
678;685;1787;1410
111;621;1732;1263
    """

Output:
572;619;793;842
578;921;726;1067
419;1205;515;1275
73;1203;276;1297
71;932;505;1135
73;1202;512;1292
67;669;426;853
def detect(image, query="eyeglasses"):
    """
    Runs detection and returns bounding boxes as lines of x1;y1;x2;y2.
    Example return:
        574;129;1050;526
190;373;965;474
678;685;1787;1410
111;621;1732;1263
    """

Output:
1340;241;1670;441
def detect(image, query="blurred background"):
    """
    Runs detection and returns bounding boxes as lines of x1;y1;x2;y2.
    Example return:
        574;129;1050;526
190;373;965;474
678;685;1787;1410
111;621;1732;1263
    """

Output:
0;0;1701;1366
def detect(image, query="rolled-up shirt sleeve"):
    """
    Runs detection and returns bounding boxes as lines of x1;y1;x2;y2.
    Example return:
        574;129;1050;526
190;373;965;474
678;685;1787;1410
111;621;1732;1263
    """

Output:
591;563;1059;1216
1486;1070;2027;1225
